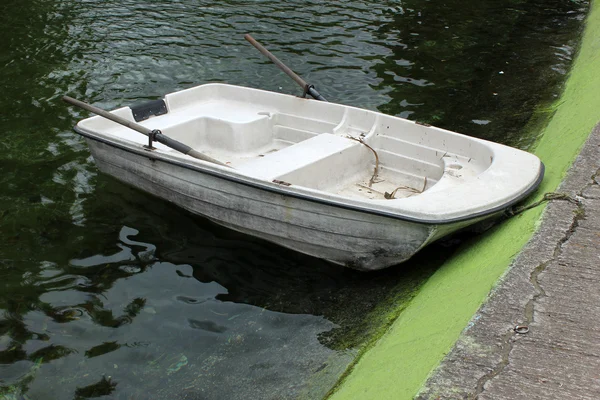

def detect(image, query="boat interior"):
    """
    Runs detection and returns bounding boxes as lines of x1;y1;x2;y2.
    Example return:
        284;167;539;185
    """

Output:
80;84;495;201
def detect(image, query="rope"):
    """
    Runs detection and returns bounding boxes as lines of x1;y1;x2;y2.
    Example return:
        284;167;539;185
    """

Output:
347;136;380;187
504;192;581;217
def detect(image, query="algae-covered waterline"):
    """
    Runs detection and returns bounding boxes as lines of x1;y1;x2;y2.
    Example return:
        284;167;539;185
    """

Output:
0;0;587;398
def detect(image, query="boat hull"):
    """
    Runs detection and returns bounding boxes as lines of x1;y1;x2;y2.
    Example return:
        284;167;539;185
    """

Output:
72;84;543;270
87;139;461;271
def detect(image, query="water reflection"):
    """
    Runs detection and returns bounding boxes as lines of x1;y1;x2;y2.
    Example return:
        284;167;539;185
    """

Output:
0;185;444;398
2;227;350;399
373;0;588;148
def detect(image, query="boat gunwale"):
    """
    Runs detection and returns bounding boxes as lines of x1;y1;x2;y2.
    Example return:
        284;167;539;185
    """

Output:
74;125;545;226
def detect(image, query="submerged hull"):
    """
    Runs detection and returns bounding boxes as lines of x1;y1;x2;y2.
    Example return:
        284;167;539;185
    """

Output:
88;139;458;270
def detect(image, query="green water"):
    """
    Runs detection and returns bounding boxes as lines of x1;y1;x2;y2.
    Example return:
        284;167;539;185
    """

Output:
0;0;587;398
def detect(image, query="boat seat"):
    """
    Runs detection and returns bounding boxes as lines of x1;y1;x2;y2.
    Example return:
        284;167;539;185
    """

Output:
237;133;358;181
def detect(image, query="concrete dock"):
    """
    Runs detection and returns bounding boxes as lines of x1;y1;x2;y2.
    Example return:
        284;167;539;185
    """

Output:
418;123;600;399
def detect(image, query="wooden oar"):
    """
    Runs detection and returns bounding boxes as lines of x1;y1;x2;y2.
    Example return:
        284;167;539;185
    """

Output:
63;96;230;167
244;34;327;102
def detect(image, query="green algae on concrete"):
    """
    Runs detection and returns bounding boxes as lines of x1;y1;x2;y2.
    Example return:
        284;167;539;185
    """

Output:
329;1;600;399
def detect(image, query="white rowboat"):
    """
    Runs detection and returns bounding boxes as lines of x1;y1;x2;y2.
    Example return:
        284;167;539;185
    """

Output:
73;83;544;271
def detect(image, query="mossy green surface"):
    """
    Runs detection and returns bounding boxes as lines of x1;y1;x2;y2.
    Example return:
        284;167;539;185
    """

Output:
329;1;600;399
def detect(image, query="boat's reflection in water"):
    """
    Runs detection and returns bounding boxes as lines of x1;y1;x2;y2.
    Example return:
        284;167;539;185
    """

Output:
8;180;452;399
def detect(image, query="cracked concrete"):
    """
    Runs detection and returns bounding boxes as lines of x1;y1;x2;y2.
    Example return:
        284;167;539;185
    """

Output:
417;122;600;399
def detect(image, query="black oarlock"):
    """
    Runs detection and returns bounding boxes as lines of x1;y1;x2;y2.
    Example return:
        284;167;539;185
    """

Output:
144;129;161;151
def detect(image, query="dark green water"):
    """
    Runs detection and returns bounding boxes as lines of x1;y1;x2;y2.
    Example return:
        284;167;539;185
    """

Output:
0;0;587;398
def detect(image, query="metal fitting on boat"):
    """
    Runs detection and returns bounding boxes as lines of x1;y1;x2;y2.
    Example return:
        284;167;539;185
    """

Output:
146;129;161;150
302;84;313;98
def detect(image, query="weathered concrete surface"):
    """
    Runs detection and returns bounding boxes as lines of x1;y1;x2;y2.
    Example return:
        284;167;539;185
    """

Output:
418;123;600;399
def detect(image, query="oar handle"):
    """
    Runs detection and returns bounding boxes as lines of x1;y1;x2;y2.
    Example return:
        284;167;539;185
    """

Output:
63;96;151;136
244;34;327;101
62;96;231;167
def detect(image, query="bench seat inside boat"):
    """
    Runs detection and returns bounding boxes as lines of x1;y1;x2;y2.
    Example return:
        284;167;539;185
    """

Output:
237;133;360;181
